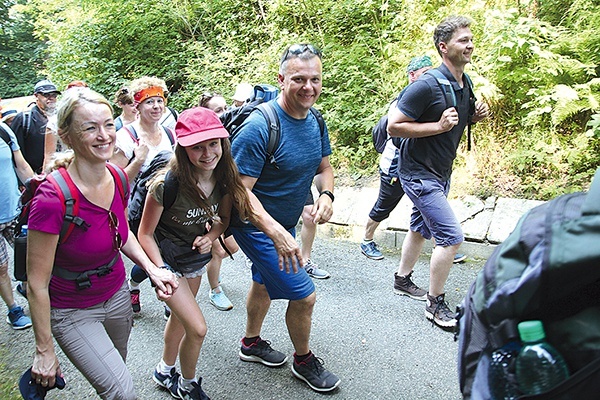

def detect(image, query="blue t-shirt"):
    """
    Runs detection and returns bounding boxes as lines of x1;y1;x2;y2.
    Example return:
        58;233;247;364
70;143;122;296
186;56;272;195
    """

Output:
396;63;471;181
0;123;22;223
231;100;331;229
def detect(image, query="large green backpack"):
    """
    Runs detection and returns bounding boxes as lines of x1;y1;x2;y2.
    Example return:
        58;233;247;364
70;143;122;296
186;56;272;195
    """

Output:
456;168;600;399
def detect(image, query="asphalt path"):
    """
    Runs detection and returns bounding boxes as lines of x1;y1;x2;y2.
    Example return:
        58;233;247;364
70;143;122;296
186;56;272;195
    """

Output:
1;234;483;399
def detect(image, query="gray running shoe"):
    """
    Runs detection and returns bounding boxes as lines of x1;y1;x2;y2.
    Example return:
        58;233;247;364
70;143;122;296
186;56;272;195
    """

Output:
360;241;384;260
304;259;331;279
291;353;341;392
239;338;288;367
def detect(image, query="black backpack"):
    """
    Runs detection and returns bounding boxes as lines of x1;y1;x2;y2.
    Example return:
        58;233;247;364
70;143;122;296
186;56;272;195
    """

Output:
456;168;600;399
128;150;174;235
220;84;325;169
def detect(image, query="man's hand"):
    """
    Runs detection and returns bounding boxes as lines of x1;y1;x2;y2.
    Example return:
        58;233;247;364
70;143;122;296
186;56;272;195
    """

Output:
472;101;490;123
310;194;333;224
272;229;303;274
438;107;459;132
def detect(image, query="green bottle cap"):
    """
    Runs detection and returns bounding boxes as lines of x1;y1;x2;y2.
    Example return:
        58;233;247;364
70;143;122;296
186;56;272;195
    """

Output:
518;320;546;342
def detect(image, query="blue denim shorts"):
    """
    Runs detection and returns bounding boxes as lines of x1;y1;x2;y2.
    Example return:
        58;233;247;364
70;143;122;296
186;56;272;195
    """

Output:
231;227;315;300
400;177;463;247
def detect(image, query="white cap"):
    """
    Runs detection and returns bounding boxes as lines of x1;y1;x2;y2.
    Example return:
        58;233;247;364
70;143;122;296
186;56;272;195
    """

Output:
232;83;253;102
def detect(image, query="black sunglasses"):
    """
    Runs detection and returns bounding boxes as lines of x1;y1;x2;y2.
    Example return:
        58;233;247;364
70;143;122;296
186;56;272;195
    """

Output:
281;44;322;63
108;211;123;251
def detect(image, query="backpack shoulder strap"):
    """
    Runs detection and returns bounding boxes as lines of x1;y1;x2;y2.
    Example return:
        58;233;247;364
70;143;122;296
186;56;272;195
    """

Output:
162;126;176;146
168;107;178;121
106;163;129;203
123;125;138;144
256;102;281;170
47;168;87;243
163;170;179;211
309;107;325;138
426;69;457;108
0;124;11;147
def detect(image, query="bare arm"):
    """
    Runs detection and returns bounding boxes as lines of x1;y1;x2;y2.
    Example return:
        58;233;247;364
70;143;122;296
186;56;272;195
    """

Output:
27;230;61;388
387;104;459;139
309;156;334;224
240;175;303;273
13;148;34;183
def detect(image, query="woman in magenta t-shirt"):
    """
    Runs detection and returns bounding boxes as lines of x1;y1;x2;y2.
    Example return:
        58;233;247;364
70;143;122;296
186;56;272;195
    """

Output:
26;88;178;399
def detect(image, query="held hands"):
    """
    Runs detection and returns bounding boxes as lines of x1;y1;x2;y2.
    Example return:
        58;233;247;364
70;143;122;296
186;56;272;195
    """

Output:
472;101;490;123
149;266;179;301
438;107;460;132
32;349;61;389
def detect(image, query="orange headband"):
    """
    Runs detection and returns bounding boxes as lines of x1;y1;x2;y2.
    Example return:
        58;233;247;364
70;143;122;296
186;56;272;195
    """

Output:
133;86;165;103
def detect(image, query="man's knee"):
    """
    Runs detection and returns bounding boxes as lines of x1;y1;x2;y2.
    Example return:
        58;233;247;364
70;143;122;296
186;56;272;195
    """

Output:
291;292;316;311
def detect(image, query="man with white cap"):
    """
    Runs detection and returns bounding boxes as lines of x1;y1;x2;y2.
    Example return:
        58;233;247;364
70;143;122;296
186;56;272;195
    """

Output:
11;79;61;173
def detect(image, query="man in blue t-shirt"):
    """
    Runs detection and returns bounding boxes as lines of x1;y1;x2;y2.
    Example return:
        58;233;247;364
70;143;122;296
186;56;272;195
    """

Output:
230;44;340;393
387;16;490;329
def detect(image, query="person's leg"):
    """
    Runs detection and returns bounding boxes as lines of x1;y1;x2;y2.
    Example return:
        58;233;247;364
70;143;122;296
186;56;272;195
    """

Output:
51;293;136;400
245;281;271;338
361;172;404;260
301;197;330;279
397;229;427;276
0;233;31;329
286;292;316;355
207;235;237;311
429;243;461;296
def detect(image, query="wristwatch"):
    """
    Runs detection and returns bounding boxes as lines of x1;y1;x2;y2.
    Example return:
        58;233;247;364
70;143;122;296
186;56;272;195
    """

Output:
319;190;335;202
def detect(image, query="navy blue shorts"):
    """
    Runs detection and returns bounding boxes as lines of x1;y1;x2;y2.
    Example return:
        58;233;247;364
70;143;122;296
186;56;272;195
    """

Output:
368;170;405;222
231;227;315;300
400;177;463;247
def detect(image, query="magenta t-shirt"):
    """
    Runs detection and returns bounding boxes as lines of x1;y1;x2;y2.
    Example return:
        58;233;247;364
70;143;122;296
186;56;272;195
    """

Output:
28;170;129;309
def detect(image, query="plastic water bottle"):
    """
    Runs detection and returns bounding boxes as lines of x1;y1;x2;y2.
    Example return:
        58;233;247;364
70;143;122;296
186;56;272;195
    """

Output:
488;341;521;399
516;320;569;395
21;225;28;237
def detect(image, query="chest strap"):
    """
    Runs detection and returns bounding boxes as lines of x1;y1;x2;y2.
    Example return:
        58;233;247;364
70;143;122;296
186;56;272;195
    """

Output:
52;252;120;290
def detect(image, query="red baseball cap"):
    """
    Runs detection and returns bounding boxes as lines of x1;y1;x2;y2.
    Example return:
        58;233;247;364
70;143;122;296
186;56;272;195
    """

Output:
175;107;229;147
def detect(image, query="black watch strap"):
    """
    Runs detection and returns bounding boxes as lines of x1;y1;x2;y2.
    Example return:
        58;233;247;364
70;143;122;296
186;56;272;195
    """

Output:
320;190;335;202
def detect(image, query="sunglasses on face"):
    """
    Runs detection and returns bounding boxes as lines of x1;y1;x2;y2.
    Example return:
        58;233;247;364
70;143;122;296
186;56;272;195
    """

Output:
41;93;59;100
108;211;123;251
281;44;322;63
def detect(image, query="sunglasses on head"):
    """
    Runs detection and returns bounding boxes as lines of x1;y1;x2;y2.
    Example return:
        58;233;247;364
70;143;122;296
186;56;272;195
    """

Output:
281;44;322;63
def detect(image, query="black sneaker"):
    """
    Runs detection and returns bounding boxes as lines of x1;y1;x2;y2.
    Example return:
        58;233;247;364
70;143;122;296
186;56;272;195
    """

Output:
16;283;27;299
177;378;210;400
239;338;288;367
393;272;427;301
153;366;177;389
291;353;341;392
425;293;457;329
130;289;141;313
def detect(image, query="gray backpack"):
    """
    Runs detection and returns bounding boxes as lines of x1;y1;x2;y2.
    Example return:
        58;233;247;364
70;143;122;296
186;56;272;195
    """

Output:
456;168;600;399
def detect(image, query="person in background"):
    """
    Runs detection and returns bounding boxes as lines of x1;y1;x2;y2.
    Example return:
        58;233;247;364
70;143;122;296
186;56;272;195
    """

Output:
26;88;178;399
113;86;139;132
0;115;34;329
387;16;490;329
43;80;89;170
230;44;340;393
11;79;60;173
199;92;228;117
197;91;239;311
231;83;253;108
110;76;177;316
140;107;253;399
359;56;468;264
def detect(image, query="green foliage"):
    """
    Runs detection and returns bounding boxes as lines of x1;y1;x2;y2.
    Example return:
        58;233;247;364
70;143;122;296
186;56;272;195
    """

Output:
7;0;600;199
0;0;47;97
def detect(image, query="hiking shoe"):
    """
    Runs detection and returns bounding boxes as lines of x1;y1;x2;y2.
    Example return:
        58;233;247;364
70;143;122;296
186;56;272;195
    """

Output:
153;366;177;389
425;293;457;329
164;305;171;321
130;289;141;313
239;338;288;367
209;287;233;311
393;272;427;301
291;353;341;392
360;241;384;260
453;253;467;263
304;259;330;279
16;283;27;299
177;378;210;400
6;306;32;330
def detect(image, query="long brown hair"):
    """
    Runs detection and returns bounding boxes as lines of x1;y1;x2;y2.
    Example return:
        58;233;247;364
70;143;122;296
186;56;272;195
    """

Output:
155;138;254;221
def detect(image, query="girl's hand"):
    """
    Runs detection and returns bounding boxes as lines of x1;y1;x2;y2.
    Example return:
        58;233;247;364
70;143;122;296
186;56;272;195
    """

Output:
192;235;212;254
